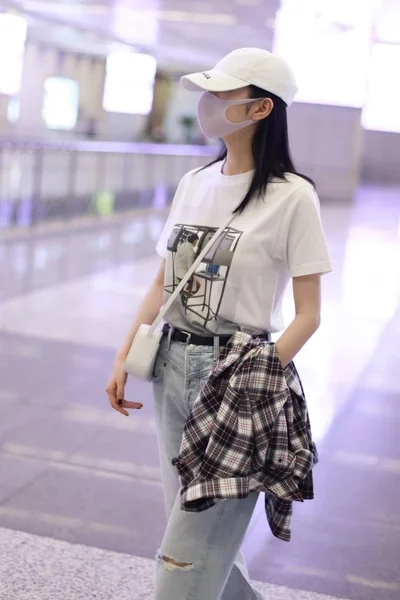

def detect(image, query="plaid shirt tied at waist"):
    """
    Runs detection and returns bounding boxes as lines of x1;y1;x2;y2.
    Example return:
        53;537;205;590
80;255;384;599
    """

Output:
171;331;319;542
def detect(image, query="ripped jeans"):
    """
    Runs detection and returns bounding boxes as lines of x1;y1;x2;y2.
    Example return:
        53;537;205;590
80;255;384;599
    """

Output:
152;336;265;600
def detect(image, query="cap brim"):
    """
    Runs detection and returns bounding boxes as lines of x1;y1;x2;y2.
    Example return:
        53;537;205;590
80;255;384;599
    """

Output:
181;70;249;92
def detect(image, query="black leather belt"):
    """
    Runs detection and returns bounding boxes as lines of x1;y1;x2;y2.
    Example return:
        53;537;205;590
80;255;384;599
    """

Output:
162;324;270;346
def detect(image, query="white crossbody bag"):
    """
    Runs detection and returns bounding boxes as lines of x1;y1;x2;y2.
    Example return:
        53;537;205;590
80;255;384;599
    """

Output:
124;214;234;382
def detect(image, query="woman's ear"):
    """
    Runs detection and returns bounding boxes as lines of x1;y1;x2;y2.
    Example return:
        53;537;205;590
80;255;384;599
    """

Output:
252;98;274;121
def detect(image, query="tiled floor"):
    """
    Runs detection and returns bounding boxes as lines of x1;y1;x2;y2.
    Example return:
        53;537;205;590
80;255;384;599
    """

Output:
0;185;400;600
0;527;350;600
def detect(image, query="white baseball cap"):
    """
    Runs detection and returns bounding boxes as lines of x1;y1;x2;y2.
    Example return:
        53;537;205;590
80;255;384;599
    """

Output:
181;47;298;107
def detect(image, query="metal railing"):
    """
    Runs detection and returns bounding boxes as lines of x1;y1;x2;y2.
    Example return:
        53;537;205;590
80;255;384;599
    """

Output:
0;139;216;230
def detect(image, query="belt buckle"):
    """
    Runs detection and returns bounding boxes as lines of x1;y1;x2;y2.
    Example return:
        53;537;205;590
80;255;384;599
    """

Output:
181;330;192;345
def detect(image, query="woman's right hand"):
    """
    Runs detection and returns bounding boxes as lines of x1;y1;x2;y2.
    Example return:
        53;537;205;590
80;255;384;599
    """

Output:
106;358;143;416
106;261;165;416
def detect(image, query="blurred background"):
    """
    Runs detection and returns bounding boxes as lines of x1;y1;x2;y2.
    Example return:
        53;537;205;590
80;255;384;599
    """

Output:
0;1;400;600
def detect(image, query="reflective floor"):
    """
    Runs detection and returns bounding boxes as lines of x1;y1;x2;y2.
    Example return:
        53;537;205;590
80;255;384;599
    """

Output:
0;184;400;600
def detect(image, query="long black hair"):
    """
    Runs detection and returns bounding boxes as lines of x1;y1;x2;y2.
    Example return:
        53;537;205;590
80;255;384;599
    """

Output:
199;85;314;214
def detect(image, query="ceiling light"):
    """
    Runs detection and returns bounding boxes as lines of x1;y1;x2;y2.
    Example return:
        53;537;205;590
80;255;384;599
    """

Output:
18;1;108;15
159;11;236;25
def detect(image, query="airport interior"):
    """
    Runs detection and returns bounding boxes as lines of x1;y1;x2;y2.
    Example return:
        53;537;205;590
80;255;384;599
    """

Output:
0;1;400;599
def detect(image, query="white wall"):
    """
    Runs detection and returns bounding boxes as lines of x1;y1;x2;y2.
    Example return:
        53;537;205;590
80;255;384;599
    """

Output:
361;130;400;183
288;103;363;201
106;113;147;142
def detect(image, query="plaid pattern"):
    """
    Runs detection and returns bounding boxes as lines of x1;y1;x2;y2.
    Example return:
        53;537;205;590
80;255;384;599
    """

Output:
171;331;318;542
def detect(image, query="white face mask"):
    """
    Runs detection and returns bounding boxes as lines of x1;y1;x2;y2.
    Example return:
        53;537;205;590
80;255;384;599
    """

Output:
197;92;263;139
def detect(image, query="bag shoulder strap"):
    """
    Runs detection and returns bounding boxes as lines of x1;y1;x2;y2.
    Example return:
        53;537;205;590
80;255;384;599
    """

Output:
151;213;235;332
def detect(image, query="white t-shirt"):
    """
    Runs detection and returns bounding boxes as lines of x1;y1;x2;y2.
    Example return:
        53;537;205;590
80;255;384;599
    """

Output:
156;161;332;335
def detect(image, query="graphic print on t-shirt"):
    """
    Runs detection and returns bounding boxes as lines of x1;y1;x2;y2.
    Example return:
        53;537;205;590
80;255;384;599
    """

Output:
165;223;243;330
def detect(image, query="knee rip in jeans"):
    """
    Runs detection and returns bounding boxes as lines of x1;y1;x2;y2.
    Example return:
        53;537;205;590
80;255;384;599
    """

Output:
156;550;194;572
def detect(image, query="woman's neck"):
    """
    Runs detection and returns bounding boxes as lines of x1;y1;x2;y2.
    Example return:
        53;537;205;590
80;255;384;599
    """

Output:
222;128;256;176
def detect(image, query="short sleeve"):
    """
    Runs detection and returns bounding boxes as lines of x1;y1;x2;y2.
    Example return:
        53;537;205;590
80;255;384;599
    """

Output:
286;186;332;277
155;174;188;259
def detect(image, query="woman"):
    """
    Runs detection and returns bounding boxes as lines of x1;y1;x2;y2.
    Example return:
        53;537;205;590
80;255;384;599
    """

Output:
106;48;332;600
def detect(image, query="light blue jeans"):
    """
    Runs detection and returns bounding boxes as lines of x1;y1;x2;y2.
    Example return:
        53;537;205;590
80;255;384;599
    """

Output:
152;336;265;600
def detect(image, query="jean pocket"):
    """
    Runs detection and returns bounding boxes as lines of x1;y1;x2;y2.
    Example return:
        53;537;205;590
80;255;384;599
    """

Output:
152;352;167;383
